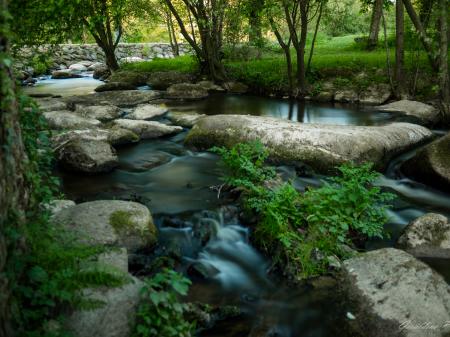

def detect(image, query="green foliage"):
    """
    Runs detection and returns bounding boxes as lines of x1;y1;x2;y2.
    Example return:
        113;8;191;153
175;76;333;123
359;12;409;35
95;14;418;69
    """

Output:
133;269;195;337
214;142;394;279
8;95;127;337
121;55;198;74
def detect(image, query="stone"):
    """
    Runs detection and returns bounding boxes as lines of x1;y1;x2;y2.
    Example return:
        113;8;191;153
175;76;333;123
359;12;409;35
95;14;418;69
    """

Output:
35;98;67;112
166;83;209;100
167;111;205;128
93;65;110;80
87;62;105;71
197;81;225;92
120;56;144;63
52;200;157;252
94;248;129;274
222;81;248;94
95;82;137;92
108;71;150;86
397;213;450;258
44;199;76;217
125;104;168;120
51;70;82;79
377;100;440;126
113;119;183;139
402;133;450;191
56;139;119;173
69;63;88;73
334;89;359;103
43;111;101;130
359;84;391;105
75;105;122;122
107;127;140;146
52;129;110;148
147;71;194;90
340;248;450;337
65;90;162;108
312;91;334;102
185;115;434;173
65;277;143;337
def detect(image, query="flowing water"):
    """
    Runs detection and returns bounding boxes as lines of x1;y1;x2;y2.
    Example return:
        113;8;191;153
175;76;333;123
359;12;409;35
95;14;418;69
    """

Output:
32;78;450;336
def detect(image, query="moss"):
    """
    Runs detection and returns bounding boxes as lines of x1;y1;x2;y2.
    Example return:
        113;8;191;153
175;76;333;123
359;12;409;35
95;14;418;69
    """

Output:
109;210;135;233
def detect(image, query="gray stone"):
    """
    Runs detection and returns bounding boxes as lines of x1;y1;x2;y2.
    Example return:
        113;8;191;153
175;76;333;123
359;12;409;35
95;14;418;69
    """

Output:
166;83;209;100
95;82;137;92
51;70;82;79
402;133;450;191
397;213;450;258
45;199;76;217
167;111;205;128
359;84;391;105
185;115;434;173
107;127;140;146
35;98;67;112
377;100;440;126
222;81;248;94
65;90;162;108
125;104;168;120
197;81;225;92
334;89;359;103
113;119;182;139
75;105;122;122
69;63;88;73
93;65;110;80
51;200;157;252
43;111;101;130
56;139;119;173
147;71;194;90
108;71;150;86
341;248;450;337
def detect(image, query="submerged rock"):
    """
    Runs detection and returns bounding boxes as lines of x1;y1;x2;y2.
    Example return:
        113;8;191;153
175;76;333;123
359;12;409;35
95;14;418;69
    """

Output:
167;111;205;128
377;100;440;126
52;200;157;252
43;110;101;130
185;115;433;173
402;132;450;191
113;119;182;139
341;248;450;337
65;277;143;337
75;104;122;122
125;104;168;120
397;213;450;258
95;82;137;92
65;90;162;108
166;83;209;100
147;71;194;90
55;138;119;173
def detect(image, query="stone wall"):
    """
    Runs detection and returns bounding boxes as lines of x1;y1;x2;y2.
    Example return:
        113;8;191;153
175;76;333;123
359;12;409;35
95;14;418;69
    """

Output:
16;43;191;76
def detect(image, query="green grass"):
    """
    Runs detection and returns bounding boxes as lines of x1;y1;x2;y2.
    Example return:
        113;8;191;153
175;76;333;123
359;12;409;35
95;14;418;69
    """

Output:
122;54;198;74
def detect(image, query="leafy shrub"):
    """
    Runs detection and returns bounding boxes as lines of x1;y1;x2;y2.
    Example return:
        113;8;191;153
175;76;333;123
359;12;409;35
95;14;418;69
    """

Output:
133;269;195;337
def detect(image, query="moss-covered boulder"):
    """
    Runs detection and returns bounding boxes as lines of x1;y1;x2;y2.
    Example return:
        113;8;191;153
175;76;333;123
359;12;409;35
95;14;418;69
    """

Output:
185;115;433;173
113;119;182;139
147;71;194;90
65;90;162;108
397;213;450;258
108;70;150;86
74;104;122;122
43;110;101;130
167;111;205;128
377;100;440;126
52;200;157;252
95;82;137;92
124;104;168;120
166;83;209;100
402;133;450;191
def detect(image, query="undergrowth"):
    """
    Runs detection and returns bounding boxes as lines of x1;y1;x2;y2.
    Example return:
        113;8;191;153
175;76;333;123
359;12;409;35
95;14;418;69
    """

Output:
212;141;394;279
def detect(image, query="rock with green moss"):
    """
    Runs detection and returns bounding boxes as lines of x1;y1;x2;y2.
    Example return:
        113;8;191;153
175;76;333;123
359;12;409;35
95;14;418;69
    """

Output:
107;127;140;146
402;132;450;191
124;104;168;120
74;104;122;122
65;90;162;108
185;115;433;173
108;70;150;86
341;248;450;337
147;71;194;90
43;110;101;130
166;83;209;100
167;111;205;128
397;213;450;258
95;82;137;92
52;200;157;252
113;119;182;139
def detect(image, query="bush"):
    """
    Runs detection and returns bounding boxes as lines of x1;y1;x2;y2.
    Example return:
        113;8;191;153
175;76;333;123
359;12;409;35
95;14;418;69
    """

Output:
133;269;195;337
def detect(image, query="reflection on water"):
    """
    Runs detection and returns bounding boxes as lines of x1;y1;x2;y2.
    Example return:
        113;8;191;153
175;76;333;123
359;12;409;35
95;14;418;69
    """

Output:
23;75;102;97
166;94;395;126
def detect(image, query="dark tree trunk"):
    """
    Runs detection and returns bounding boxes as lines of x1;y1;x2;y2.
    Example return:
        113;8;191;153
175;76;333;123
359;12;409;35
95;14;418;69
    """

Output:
395;0;405;97
1;1;29;336
438;0;449;119
297;5;308;95
102;44;119;71
307;0;324;73
248;0;263;45
166;11;180;57
367;0;383;49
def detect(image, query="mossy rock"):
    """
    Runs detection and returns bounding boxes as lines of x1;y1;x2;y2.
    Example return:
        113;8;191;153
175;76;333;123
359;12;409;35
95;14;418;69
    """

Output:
108;70;150;86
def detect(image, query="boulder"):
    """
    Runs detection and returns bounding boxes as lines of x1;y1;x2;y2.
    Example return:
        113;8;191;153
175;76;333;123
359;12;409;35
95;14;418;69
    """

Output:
359;84;391;105
44;199;76;217
167;111;205;128
94;82;137;92
35;97;67;112
108;71;150;86
397;213;450;258
51;70;82;79
312;91;334;103
51;200;157;252
185;115;434;173
69;63;88;73
222;82;248;94
377;100;440;126
402;133;450;191
75;105;122;122
341;248;450;337
65;277;143;337
125;104;168;120
65;90;162;108
93;65;110;80
197;81;225;92
120;56;144;63
43;111;101;130
87;62;105;72
147;71;194;90
55;139;119;173
166;83;209;100
107;127;140;146
334;89;359;103
113;119;183;139
52;128;139;148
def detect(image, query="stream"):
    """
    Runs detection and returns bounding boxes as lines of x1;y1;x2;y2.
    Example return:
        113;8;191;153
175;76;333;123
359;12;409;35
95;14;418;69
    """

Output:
26;76;450;337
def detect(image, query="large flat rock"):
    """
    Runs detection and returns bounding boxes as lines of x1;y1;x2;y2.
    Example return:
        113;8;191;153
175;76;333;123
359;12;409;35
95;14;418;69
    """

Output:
113;119;182;139
185;115;434;173
43;110;101;130
377;100;440;126
65;90;162;108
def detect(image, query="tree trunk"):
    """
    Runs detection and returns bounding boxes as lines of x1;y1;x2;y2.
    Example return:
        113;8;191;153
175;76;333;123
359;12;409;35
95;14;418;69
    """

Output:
248;0;263;45
1;1;29;336
297;2;308;95
102;44;119;71
367;0;383;49
307;0;324;73
438;0;449;119
395;0;406;97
